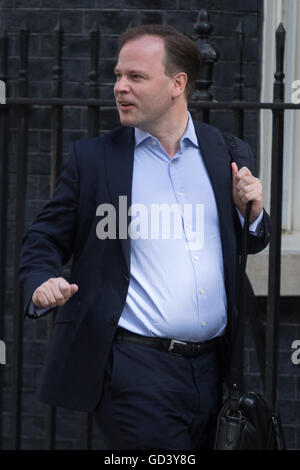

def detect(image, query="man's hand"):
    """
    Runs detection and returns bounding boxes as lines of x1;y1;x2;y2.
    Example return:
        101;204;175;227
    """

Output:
32;277;79;308
231;162;263;224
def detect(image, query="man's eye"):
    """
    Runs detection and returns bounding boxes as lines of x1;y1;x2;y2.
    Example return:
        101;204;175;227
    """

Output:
133;75;143;80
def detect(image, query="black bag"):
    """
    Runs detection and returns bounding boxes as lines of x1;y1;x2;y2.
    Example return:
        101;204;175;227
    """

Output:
213;134;286;450
215;391;285;450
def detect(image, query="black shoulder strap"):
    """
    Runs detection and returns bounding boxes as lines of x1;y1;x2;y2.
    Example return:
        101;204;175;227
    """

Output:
222;132;266;391
222;132;246;169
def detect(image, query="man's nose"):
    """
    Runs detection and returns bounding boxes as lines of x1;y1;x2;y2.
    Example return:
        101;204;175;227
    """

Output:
114;76;130;94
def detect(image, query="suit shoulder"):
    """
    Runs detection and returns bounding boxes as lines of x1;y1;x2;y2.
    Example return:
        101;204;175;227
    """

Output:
71;126;126;153
194;120;251;153
69;126;133;165
193;121;224;139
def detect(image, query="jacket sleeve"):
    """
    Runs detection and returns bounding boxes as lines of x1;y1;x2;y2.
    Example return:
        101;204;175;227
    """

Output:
18;142;80;317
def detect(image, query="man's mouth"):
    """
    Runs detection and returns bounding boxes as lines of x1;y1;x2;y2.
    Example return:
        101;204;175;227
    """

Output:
118;101;135;111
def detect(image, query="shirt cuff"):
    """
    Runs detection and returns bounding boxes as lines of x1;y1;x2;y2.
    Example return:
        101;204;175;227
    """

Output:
236;208;264;235
27;301;51;319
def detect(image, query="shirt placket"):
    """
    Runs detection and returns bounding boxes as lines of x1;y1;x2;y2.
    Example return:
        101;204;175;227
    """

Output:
168;155;207;333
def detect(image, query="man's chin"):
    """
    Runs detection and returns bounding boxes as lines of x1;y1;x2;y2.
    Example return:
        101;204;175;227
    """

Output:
119;115;138;128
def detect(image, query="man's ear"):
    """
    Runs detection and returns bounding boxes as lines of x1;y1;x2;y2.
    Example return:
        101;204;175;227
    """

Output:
171;72;188;99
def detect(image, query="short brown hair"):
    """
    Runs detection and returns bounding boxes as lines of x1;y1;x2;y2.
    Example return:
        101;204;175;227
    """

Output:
118;24;201;101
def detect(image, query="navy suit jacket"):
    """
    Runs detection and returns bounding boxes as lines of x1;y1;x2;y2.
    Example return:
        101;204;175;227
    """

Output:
18;121;271;411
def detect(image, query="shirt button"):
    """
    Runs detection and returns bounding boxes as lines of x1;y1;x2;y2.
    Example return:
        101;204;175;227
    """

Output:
178;191;184;196
152;140;156;145
199;288;205;295
194;255;199;260
202;321;206;327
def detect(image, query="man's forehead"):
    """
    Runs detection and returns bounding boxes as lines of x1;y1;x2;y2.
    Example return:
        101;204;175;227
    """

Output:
115;35;166;73
119;34;166;57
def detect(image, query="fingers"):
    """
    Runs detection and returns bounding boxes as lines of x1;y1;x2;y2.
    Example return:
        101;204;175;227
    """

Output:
235;180;262;202
70;284;79;296
231;162;239;177
231;164;252;181
32;277;79;308
232;165;262;201
231;164;264;222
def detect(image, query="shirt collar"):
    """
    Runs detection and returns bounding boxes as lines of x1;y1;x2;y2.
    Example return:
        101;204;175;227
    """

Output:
134;112;199;149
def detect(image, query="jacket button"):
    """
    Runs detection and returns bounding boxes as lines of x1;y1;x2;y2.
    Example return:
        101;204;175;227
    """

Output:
124;275;129;283
112;316;118;326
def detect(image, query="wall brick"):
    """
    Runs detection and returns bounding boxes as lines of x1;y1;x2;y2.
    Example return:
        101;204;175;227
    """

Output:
84;10;136;34
139;11;164;25
122;0;175;9
178;0;259;12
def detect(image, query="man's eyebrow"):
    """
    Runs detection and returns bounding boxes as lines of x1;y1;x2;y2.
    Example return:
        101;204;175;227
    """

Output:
130;70;147;75
113;67;148;76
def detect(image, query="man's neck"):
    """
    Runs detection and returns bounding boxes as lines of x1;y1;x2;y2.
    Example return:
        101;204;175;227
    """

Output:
156;116;189;158
140;107;189;159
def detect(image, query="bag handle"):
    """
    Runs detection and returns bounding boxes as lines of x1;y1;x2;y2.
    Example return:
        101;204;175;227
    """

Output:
229;200;252;398
222;133;254;398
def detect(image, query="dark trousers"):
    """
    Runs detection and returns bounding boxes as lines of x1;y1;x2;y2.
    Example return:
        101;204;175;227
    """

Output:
93;332;223;450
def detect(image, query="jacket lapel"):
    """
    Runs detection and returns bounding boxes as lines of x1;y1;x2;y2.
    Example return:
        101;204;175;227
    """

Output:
193;121;235;309
104;126;135;272
193;121;232;225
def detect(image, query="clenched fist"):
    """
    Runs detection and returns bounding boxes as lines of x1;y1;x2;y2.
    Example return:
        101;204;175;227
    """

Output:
231;162;263;224
32;277;79;308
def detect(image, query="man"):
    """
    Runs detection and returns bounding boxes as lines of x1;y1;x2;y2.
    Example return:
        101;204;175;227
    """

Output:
18;25;271;450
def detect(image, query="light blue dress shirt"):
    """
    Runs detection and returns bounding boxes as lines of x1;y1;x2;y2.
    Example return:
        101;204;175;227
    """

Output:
31;114;262;337
118;113;262;342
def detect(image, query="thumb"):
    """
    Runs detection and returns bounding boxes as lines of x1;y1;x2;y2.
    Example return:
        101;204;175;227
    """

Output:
231;162;239;178
70;284;79;296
